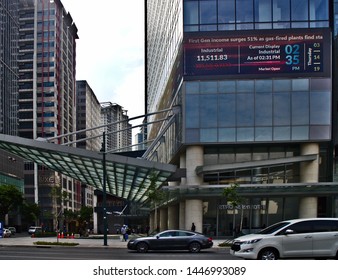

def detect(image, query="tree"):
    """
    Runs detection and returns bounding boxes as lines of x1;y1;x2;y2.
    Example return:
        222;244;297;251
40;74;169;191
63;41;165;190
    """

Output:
147;172;165;232
50;185;69;231
21;202;41;226
223;183;244;237
0;184;24;223
78;206;93;235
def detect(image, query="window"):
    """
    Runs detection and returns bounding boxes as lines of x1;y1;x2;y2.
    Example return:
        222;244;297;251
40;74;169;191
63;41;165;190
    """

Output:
184;1;199;25
254;0;272;22
312;220;338;232
159;231;175;237
272;0;290;22
200;0;217;24
291;0;308;21
177;231;194;236
309;0;328;21
284;221;313;234
182;0;328;31
291;92;309;125
218;0;235;23
236;0;254;23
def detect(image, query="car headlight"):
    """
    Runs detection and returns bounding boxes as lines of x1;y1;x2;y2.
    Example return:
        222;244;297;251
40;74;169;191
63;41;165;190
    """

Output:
242;239;262;244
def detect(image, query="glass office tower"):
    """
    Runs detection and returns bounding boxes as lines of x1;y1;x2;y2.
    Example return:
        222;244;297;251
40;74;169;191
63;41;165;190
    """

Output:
0;0;24;228
146;0;338;236
0;0;19;135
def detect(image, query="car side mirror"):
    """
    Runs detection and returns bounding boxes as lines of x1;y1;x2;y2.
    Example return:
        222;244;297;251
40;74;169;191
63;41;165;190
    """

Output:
156;235;160;239
285;229;294;235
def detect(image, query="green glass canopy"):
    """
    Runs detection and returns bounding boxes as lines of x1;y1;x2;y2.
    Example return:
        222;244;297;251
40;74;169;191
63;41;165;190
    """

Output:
0;134;176;203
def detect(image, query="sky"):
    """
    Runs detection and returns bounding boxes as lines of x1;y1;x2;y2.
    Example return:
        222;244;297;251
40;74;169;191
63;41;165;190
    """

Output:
61;0;145;121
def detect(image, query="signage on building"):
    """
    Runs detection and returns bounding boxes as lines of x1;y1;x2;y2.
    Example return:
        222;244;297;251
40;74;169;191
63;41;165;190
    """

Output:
38;175;55;185
219;204;266;210
184;28;330;78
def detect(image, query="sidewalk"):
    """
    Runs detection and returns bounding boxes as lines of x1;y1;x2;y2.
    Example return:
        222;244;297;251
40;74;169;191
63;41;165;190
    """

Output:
0;234;231;248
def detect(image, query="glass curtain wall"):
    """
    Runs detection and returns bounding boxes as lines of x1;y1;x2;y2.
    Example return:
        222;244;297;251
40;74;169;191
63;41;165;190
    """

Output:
183;0;329;31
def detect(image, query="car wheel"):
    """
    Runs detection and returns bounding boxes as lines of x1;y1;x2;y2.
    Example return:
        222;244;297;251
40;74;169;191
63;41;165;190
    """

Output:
189;242;201;253
258;248;279;260
136;242;149;253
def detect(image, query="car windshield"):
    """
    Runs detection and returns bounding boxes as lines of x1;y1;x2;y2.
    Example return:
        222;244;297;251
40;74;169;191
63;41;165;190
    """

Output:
257;222;290;234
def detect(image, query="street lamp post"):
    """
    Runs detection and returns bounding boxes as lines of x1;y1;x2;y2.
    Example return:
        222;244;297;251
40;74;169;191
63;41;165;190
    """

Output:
101;132;108;246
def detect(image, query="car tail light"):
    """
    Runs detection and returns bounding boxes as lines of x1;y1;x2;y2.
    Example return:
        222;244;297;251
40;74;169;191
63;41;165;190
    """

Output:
208;237;213;242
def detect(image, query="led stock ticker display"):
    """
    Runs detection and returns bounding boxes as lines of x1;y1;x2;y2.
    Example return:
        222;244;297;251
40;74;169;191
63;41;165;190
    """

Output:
184;29;330;78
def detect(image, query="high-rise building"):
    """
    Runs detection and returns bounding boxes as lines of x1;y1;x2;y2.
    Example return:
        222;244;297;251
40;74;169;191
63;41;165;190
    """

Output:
76;80;101;152
146;0;338;236
0;0;19;135
18;0;78;230
75;80;101;211
100;102;132;153
0;0;24;228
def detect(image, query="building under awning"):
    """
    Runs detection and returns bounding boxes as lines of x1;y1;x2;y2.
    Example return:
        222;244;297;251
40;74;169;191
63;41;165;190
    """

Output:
0;134;177;204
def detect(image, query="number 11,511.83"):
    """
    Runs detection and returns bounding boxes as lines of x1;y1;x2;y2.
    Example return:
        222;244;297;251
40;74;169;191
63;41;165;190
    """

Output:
197;54;228;62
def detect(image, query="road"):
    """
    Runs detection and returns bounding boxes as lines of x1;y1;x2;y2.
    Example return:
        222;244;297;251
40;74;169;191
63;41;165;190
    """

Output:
0;246;240;260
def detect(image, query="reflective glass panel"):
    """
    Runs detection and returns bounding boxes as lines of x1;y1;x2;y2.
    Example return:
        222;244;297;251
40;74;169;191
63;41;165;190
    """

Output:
218;94;236;126
237;94;254;126
255;0;272;22
310;91;330;125
237;127;254;141
200;81;218;93
184;1;199;25
292;79;309;91
200;0;217;24
273;126;291;141
256;80;272;92
292;126;309;140
186;95;200;128
218;0;235;23
200;94;218;127
255;92;272;126
291;0;308;21
309;125;330;140
218;80;236;93
201;128;218;142
274;79;291;92
236;0;254;22
186;81;200;94
292;92;309;125
219;128;236;142
309;0;328;20
273;0;290;22
255;127;272;141
273;92;290;125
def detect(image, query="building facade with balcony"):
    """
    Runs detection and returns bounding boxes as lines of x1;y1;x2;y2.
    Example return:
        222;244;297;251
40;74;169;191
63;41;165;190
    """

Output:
100;102;132;153
145;0;338;236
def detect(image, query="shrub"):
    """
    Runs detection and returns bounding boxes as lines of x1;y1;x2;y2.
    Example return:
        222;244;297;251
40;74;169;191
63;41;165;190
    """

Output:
33;241;79;246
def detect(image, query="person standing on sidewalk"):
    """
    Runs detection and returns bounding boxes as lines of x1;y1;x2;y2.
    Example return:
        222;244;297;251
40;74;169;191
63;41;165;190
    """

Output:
120;225;127;241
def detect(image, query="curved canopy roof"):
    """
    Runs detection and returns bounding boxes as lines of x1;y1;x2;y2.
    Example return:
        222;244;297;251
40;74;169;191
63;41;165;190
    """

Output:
0;134;177;203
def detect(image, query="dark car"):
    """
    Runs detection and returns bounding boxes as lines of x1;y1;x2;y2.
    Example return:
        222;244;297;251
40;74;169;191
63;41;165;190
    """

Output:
127;229;213;253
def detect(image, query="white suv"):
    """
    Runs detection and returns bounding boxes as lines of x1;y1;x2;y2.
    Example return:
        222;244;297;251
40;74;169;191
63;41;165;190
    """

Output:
28;226;42;235
230;218;338;260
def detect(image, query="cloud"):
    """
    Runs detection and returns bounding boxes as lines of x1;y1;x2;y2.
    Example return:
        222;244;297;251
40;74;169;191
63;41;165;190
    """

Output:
62;0;145;119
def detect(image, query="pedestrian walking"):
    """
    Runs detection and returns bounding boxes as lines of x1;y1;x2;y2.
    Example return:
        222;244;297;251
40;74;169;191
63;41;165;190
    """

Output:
191;222;196;232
